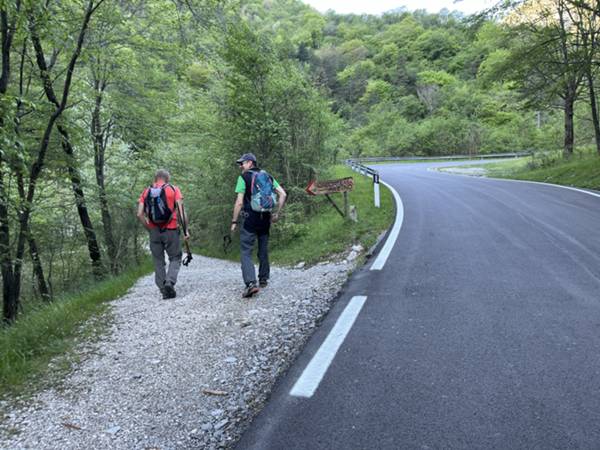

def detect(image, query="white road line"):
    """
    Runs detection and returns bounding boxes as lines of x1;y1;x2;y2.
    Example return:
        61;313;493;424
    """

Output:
489;177;600;199
371;180;404;271
290;295;368;398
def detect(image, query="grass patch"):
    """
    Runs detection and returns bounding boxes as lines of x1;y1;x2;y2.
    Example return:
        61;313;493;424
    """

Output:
504;154;600;190
198;165;395;266
0;260;153;398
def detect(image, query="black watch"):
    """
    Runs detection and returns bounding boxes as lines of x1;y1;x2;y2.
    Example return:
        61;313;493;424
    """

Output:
232;220;238;224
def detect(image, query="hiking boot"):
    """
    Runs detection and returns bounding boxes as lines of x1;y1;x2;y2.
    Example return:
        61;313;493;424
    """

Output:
259;279;268;288
163;284;176;299
242;282;259;298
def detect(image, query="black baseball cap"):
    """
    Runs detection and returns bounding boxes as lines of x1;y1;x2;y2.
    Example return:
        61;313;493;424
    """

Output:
236;153;257;164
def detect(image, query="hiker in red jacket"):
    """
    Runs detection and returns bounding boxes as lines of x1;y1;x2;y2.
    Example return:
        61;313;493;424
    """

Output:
137;169;189;299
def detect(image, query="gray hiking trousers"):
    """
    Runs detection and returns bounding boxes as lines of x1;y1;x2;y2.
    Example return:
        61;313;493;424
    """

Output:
240;225;269;286
149;228;182;290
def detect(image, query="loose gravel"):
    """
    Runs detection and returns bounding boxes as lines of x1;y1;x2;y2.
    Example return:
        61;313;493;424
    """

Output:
0;254;356;449
438;167;488;176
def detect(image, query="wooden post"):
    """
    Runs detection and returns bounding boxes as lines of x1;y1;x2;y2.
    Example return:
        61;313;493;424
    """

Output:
343;191;349;217
325;194;345;218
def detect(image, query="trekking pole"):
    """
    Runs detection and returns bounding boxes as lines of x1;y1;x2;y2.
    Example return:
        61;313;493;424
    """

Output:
223;233;232;254
182;240;193;266
177;204;193;266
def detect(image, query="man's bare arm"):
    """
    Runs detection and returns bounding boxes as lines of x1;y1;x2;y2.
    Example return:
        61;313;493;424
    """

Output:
136;203;152;230
272;186;287;223
231;193;244;232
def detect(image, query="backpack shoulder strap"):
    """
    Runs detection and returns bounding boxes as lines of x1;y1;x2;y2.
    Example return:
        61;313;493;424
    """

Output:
250;171;260;193
164;184;178;212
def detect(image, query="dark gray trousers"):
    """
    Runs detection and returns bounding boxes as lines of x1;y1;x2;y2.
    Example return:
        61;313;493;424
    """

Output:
149;228;182;290
240;225;269;286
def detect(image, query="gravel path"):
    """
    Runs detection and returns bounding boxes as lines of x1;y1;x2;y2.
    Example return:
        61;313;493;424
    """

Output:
0;254;356;449
438;166;488;176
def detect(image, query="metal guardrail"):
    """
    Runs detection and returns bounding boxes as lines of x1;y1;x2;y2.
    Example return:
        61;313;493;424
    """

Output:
346;159;381;208
346;159;379;177
350;151;532;163
345;151;533;208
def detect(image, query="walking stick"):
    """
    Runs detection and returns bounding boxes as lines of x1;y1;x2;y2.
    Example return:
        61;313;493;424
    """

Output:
177;204;193;266
182;240;193;266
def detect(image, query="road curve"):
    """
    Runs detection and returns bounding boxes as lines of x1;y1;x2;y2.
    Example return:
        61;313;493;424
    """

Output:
237;161;600;449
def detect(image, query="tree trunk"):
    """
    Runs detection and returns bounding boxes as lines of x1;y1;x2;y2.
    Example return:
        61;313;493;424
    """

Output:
57;124;105;278
28;232;50;301
587;71;600;156
14;170;51;302
0;5;18;94
0;165;20;323
0;190;21;321
91;84;118;273
564;86;575;158
13;110;66;316
13;44;51;303
2;270;18;323
1;3;22;322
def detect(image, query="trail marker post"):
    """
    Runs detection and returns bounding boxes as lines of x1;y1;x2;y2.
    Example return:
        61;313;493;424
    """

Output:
373;173;380;208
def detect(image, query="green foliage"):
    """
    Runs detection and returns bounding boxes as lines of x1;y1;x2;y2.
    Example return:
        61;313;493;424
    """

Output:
360;80;394;106
413;29;460;62
337;60;378;103
305;4;597;162
477;49;512;86
379;16;424;47
417;70;457;86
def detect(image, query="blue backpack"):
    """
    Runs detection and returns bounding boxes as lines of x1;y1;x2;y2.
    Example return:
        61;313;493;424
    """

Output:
250;170;277;213
144;184;175;227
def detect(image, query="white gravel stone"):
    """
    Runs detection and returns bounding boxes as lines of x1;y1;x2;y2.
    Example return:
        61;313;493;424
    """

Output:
347;250;359;261
0;254;352;449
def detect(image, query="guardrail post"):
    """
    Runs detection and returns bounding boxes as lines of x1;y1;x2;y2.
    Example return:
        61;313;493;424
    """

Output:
373;173;380;208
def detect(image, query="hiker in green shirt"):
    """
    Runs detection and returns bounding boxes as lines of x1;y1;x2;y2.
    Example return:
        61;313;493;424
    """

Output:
231;153;287;298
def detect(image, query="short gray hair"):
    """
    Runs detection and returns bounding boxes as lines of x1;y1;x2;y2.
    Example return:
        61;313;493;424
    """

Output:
155;169;170;182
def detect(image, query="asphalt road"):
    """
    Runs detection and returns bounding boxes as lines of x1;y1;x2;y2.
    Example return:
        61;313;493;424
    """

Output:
237;162;600;449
